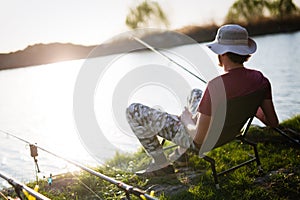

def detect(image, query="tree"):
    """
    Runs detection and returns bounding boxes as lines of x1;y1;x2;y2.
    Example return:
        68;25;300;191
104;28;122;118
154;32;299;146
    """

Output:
267;0;299;19
225;0;299;23
125;0;169;29
226;0;270;23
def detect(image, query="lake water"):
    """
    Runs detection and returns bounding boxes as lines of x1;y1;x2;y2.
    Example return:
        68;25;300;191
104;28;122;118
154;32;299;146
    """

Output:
1;31;300;188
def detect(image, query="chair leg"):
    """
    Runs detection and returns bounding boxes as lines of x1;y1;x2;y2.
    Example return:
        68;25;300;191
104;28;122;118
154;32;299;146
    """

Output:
253;144;264;173
242;138;262;172
203;155;220;189
202;139;262;188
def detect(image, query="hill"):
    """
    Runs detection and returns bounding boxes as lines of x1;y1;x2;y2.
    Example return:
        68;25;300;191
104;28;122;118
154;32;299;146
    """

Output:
0;43;94;70
0;16;300;70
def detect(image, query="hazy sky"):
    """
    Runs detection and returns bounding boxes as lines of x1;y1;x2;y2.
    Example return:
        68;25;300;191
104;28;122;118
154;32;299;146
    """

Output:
1;0;299;53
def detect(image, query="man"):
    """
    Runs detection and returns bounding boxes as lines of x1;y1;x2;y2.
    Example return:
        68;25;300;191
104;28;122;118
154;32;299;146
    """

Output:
126;24;279;176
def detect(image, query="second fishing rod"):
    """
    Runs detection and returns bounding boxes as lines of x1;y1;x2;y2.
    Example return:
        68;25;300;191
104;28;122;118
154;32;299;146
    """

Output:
0;129;158;200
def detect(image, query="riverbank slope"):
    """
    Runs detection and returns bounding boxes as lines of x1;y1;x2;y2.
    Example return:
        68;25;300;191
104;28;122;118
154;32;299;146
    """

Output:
1;115;299;199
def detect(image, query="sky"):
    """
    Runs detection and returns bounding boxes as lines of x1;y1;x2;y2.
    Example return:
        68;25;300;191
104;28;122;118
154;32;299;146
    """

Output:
1;0;300;53
0;0;235;53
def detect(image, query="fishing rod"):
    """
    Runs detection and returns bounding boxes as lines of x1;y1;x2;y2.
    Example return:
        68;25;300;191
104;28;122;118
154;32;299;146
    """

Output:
0;191;8;200
132;36;207;84
36;145;157;200
131;36;300;146
273;127;300;146
0;130;158;200
132;35;208;150
0;171;50;200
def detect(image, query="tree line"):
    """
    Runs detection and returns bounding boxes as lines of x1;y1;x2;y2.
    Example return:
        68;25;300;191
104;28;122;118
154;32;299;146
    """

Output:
125;0;299;29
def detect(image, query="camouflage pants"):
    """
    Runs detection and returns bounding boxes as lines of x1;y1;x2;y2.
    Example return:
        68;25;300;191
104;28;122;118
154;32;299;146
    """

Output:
126;89;202;163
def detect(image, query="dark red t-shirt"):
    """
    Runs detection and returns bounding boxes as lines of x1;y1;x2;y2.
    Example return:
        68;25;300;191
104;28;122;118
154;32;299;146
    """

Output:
198;67;272;116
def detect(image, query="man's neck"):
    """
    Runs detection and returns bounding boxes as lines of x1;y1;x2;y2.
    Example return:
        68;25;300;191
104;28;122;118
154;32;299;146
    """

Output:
224;64;244;72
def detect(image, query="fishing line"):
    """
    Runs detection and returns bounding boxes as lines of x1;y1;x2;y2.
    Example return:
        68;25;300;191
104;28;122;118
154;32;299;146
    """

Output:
0;129;158;200
71;171;103;200
131;36;207;84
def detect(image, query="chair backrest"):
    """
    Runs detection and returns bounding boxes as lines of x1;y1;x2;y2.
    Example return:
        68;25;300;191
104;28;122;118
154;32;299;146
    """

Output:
199;88;266;154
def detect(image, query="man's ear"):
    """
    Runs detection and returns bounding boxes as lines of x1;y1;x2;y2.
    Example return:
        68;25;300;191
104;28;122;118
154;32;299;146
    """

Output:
218;55;223;67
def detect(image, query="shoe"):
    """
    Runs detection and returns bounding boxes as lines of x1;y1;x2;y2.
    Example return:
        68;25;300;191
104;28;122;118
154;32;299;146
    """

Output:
135;163;175;177
169;148;189;167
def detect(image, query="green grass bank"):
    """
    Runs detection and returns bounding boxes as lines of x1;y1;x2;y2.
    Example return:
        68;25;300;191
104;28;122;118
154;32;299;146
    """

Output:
2;115;300;200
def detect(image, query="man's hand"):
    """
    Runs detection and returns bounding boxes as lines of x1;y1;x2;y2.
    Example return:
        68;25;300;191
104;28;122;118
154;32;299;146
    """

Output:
180;107;195;127
180;107;198;138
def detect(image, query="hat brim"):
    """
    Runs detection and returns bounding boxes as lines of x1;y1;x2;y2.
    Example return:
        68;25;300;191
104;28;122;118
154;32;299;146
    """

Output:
206;38;257;55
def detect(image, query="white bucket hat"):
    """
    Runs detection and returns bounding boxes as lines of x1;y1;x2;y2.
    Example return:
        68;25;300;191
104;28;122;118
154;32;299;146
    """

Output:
207;24;257;55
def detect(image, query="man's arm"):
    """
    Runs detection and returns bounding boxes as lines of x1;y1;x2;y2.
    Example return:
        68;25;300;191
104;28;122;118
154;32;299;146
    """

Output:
256;99;279;127
181;104;212;150
193;113;211;149
180;107;211;148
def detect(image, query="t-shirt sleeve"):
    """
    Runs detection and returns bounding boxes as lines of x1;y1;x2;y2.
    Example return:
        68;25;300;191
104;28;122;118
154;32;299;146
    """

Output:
197;77;226;116
264;79;272;99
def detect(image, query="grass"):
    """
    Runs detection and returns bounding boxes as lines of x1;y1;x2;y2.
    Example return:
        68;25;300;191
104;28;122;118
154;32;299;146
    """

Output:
1;115;300;200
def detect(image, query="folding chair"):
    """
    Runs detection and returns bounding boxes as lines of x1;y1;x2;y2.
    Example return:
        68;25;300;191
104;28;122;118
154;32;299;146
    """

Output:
199;88;266;189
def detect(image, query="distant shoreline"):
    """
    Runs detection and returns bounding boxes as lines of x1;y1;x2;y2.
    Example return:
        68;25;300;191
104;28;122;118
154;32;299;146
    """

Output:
1;16;299;70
